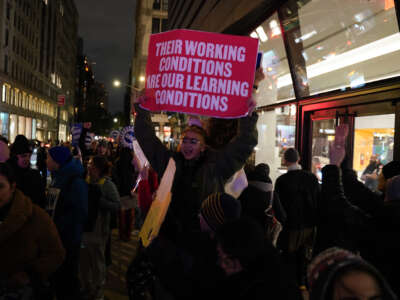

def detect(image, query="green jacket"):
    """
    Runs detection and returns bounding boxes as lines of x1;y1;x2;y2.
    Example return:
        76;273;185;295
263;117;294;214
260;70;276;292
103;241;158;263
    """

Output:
134;105;258;237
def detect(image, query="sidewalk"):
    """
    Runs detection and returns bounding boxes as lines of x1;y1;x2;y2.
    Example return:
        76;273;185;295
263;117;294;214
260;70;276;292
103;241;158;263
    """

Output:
104;230;140;300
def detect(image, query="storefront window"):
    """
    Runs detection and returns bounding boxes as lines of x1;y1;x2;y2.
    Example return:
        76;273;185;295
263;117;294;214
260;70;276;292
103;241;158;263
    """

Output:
279;0;400;96
18;116;26;135
25;117;32;139
9;114;17;143
251;12;296;106
2;85;6;102
311;119;336;181
0;112;9;138
353;114;394;191
32;119;37;140
255;105;297;182
59;124;66;142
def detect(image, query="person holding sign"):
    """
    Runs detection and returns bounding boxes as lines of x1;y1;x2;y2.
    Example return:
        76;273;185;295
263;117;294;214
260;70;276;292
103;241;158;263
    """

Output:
134;67;263;240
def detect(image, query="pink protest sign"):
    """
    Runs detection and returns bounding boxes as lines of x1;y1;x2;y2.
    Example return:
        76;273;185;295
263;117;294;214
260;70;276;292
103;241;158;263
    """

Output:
142;29;259;118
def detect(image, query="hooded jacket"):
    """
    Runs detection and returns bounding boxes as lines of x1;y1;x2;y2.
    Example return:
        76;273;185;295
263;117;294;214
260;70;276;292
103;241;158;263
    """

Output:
0;190;65;281
50;158;88;248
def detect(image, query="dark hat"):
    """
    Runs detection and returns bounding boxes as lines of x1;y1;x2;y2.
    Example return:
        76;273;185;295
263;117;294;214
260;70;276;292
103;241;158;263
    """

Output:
98;139;108;148
247;163;271;183
200;192;241;232
308;247;397;300
49;146;72;167
386;175;400;202
10;135;32;155
382;161;400;180
284;147;300;163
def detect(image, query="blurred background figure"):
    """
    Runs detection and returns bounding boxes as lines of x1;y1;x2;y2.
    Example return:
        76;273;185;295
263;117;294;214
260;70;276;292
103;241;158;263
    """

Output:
361;154;381;191
0;162;65;299
8;135;46;209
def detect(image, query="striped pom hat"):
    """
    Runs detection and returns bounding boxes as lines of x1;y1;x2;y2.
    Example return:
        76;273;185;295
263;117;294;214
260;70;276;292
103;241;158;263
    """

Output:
200;192;241;232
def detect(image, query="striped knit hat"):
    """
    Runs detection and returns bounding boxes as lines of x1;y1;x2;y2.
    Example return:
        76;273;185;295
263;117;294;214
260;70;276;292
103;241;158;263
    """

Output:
200;192;241;232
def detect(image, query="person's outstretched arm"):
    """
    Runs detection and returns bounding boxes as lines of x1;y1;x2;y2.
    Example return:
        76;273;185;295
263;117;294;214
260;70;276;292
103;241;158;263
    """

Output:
134;103;171;178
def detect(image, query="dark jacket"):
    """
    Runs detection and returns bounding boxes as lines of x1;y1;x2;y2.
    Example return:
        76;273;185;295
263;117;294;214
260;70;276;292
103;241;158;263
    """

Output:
239;182;287;228
134;105;258;242
363;200;400;296
7;158;46;209
0;190;65;282
50;158;88;248
341;168;383;216
314;165;370;255
275;168;319;230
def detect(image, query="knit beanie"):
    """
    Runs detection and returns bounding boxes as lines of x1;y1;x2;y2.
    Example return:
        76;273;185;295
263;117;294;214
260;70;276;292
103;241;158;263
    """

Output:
284;147;300;163
49;146;72;167
386;175;400;202
10;135;32;155
200;192;241;232
247;163;272;184
382;161;400;180
308;247;397;300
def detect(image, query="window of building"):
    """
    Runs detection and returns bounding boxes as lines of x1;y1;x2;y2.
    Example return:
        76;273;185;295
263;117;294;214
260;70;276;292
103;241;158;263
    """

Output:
161;19;168;32
162;0;168;10
153;0;161;10
6;2;11;20
5;29;9;47
251;12;295;105
279;0;400;97
152;18;161;34
4;55;8;74
2;85;7;103
255;105;297;182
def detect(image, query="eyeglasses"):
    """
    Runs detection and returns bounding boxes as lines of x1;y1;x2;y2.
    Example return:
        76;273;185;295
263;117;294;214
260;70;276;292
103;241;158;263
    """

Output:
181;137;200;145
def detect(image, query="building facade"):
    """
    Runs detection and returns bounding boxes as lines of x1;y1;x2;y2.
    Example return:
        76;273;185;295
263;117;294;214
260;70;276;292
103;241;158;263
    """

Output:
169;0;400;182
0;0;78;143
131;0;171;141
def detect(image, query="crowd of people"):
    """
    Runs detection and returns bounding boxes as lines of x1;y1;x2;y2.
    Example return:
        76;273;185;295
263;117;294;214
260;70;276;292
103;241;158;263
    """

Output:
0;69;400;300
0;131;151;300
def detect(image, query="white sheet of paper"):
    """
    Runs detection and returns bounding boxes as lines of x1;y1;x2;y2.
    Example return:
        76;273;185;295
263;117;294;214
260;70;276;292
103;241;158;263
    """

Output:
132;139;149;170
224;168;248;199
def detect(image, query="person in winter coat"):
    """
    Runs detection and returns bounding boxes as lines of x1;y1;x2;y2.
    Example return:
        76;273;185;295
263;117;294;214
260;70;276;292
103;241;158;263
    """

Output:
275;147;319;289
362;175;400;296
314;164;370;254
341;167;383;216
0;162;65;298
134;89;259;249
112;147;139;241
308;247;397;300
8;135;46;209
239;163;286;246
80;156;120;300
46;146;88;300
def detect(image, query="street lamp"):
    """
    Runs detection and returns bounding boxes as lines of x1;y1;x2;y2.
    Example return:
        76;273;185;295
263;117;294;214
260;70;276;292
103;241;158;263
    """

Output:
113;118;118;123
113;80;121;88
112;79;140;91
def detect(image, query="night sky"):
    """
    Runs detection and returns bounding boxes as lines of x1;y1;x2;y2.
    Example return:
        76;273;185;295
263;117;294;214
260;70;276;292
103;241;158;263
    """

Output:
75;1;137;114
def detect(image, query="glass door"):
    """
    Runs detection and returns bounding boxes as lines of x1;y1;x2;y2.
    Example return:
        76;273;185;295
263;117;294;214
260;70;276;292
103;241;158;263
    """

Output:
310;107;351;181
308;101;395;187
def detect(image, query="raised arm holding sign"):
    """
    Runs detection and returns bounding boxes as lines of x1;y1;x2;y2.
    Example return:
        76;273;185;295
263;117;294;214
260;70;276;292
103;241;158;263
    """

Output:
133;30;264;252
142;29;259;118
